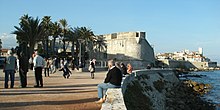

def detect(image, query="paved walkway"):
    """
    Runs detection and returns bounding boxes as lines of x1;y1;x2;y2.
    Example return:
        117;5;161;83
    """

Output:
0;69;107;110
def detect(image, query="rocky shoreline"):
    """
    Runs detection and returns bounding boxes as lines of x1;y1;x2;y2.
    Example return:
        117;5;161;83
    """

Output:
122;69;216;110
165;80;215;110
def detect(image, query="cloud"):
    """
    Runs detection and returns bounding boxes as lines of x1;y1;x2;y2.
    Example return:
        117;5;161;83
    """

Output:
0;33;18;49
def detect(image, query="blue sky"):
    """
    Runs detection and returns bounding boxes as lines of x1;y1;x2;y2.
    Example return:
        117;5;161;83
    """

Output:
0;0;220;63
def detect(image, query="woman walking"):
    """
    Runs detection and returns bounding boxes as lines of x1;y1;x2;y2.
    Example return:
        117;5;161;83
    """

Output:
88;59;95;79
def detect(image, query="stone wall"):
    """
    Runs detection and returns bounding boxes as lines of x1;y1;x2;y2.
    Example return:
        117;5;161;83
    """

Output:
122;69;179;110
102;31;155;69
159;59;217;69
101;69;215;110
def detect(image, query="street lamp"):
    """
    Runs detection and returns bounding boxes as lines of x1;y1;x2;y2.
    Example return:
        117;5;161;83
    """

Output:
78;39;85;67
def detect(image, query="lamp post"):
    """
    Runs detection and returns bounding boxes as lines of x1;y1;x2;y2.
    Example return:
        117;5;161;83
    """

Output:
78;39;85;67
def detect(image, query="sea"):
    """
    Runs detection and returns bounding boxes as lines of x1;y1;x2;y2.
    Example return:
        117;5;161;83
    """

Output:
181;70;220;109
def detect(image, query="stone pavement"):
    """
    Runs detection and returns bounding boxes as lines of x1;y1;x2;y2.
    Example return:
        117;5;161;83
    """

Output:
0;69;107;110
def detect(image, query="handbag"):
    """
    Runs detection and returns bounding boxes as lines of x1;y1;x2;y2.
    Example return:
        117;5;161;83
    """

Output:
88;65;94;72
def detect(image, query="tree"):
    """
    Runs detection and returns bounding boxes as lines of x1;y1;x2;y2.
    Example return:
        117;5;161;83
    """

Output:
12;14;45;58
93;35;107;60
0;39;2;56
51;22;61;56
59;19;70;53
41;16;53;58
73;27;95;67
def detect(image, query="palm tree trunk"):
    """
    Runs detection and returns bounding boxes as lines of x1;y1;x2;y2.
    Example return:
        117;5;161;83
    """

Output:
53;37;56;56
62;39;66;53
46;38;49;58
71;41;74;58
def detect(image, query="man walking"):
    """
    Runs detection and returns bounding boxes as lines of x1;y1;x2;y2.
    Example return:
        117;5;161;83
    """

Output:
4;50;17;88
33;51;45;88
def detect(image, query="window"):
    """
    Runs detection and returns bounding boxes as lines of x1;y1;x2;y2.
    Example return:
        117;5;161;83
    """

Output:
136;32;139;37
111;33;117;39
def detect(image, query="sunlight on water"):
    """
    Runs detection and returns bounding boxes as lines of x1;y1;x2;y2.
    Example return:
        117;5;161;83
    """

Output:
188;71;220;107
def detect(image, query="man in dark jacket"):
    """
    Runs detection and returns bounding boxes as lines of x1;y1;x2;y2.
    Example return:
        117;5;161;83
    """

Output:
95;59;122;103
18;52;29;88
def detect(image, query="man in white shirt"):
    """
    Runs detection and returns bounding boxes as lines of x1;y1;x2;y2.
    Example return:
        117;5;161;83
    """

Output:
33;51;45;88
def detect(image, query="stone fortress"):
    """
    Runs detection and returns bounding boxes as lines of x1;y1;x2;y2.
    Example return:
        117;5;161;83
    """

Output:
102;31;155;69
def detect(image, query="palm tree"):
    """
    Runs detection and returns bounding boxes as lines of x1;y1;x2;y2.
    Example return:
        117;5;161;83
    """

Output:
12;14;44;58
74;27;95;67
41;16;53;58
93;35;107;60
51;22;61;56
59;19;70;53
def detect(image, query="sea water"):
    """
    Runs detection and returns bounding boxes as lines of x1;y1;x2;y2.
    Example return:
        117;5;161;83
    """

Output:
185;70;220;109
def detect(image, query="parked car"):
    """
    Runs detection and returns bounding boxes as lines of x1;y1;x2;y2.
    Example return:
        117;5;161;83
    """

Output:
0;57;6;69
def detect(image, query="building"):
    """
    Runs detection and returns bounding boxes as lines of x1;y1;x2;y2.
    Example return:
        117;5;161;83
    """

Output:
102;31;155;69
156;48;218;69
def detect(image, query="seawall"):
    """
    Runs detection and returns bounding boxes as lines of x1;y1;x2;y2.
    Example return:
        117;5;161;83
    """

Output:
121;69;215;110
122;69;179;110
101;69;215;110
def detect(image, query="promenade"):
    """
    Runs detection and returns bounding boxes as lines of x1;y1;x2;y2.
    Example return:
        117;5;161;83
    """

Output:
0;69;107;110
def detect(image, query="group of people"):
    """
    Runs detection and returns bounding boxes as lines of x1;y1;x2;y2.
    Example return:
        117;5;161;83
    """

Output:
3;50;132;105
3;50;50;88
95;59;133;103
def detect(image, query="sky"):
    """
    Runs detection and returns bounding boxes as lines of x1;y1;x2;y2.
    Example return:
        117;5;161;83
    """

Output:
0;0;220;63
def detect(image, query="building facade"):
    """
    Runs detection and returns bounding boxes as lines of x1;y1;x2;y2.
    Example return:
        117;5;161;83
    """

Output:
102;31;155;69
156;48;218;69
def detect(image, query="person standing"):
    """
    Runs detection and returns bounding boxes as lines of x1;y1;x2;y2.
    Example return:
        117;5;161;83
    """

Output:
88;59;95;79
18;52;29;88
33;51;45;88
95;59;122;103
3;50;17;88
44;58;50;77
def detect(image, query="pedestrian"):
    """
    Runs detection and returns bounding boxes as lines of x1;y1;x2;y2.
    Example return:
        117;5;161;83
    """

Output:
95;59;122;103
3;50;17;88
50;57;56;73
28;53;35;70
44;58;50;77
18;52;29;88
59;62;72;79
88;59;95;79
33;51;45;88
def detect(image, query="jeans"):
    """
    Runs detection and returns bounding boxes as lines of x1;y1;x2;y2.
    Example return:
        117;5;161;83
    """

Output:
97;83;120;98
4;70;15;88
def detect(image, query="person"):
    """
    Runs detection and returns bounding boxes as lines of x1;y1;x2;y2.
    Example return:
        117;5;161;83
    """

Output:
29;53;35;70
50;57;56;74
127;63;133;74
120;62;128;75
33;51;45;88
115;61;122;71
60;58;64;69
3;50;17;88
44;58;50;77
59;63;72;79
18;52;29;88
95;59;122;103
88;59;95;79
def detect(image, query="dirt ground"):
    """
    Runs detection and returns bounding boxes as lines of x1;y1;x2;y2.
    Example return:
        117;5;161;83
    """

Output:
0;69;107;110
